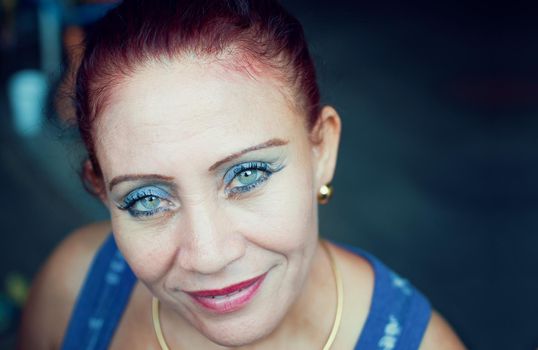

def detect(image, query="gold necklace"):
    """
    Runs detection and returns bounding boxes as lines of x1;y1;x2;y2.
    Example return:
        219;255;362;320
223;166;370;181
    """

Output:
152;240;344;350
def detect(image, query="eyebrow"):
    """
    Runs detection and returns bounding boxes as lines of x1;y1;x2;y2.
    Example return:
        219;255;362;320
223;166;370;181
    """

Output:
208;138;289;171
109;174;175;191
108;138;289;191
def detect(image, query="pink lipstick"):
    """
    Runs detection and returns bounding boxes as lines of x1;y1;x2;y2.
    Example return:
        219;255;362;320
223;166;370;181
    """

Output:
186;273;267;314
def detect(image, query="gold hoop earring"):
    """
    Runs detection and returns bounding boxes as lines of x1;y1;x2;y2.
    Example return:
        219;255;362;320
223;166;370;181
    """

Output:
318;183;333;204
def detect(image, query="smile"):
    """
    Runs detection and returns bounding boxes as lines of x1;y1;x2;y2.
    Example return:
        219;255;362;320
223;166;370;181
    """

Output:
186;273;267;314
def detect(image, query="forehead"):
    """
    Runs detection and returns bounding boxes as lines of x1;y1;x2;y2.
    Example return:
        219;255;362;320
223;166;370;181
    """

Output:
94;59;306;177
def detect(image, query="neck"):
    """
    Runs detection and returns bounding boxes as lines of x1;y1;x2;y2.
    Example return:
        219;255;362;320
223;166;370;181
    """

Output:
262;240;339;349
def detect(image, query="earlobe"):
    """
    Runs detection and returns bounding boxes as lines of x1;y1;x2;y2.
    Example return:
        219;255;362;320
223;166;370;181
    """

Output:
311;105;342;188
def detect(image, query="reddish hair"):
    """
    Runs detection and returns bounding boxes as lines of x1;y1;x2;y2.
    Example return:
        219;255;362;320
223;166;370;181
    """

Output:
75;0;320;187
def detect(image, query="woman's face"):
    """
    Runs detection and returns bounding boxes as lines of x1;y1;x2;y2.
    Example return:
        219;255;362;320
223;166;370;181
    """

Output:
94;58;334;346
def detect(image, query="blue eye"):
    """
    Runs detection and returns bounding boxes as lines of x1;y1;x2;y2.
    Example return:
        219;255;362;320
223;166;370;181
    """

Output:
223;161;282;196
118;186;175;217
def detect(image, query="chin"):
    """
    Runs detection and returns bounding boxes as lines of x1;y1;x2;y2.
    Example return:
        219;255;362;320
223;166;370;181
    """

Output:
205;329;270;348
196;305;287;348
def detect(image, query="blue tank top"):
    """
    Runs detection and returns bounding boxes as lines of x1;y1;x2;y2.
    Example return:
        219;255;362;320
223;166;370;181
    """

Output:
61;235;431;349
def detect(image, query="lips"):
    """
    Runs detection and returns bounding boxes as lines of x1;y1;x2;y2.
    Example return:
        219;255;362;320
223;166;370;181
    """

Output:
186;273;267;314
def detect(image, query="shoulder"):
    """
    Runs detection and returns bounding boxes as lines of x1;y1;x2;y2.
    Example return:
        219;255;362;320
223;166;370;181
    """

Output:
419;311;467;350
17;221;112;350
329;241;466;349
328;241;374;311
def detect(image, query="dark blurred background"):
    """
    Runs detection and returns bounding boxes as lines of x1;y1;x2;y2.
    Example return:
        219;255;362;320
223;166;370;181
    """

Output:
1;0;537;349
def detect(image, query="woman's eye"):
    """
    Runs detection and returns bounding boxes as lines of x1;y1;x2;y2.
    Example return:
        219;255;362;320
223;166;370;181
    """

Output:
224;161;281;196
118;186;174;218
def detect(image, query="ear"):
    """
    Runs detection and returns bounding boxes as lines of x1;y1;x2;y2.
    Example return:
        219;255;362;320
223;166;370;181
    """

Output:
310;105;341;190
82;159;109;206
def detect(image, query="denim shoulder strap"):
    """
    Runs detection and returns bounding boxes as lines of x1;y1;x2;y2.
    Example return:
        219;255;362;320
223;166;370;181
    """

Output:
61;234;137;350
336;243;431;350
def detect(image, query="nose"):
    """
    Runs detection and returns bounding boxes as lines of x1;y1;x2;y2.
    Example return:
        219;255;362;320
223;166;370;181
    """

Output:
176;202;245;274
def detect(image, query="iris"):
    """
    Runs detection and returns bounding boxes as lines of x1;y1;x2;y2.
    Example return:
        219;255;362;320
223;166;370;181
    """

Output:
139;196;161;210
237;169;259;186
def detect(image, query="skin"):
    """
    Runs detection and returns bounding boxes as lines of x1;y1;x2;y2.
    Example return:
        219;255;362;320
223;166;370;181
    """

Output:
18;57;466;349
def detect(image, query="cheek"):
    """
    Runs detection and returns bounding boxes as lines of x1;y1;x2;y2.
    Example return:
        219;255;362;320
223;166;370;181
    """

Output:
232;163;318;254
110;213;179;284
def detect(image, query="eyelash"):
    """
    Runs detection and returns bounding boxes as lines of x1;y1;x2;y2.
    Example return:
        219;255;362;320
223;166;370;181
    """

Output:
117;161;283;218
